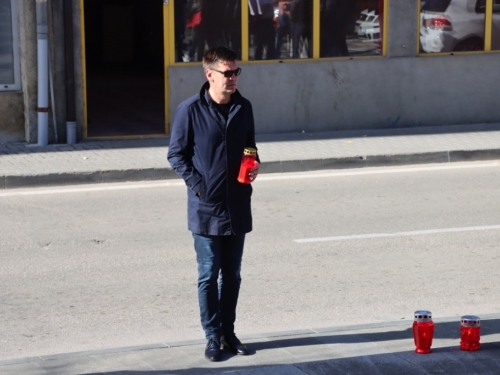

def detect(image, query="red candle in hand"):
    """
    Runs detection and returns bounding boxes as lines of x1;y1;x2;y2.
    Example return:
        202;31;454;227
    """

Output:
237;147;257;184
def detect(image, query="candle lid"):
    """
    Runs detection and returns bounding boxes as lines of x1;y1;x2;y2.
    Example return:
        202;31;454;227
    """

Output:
243;147;257;156
414;310;432;322
461;315;480;327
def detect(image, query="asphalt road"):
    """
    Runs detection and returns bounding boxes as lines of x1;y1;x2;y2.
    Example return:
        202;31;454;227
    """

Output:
1;161;499;360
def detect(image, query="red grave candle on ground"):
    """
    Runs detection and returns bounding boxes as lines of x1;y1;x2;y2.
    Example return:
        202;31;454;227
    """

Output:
412;310;435;354
237;147;257;184
460;315;480;351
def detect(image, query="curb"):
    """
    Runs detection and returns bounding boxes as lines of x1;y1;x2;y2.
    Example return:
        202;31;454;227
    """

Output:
2;168;179;189
2;313;499;367
2;149;500;190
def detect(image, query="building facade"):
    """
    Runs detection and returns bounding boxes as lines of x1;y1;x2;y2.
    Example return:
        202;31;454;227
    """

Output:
1;0;499;143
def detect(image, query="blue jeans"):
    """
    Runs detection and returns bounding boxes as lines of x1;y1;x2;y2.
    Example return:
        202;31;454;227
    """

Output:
192;233;246;340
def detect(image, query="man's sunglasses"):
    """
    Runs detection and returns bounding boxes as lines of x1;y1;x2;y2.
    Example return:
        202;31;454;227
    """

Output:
210;67;242;78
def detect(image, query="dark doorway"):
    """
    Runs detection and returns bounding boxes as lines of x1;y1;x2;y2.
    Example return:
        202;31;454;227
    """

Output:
84;0;165;137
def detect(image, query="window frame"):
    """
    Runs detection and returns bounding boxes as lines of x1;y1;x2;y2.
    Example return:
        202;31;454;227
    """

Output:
0;0;21;91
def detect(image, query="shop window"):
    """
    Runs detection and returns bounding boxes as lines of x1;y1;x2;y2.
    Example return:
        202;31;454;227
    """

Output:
0;0;20;91
174;0;241;62
320;0;384;58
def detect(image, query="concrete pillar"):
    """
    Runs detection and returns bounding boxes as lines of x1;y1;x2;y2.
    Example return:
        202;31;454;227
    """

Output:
387;1;419;58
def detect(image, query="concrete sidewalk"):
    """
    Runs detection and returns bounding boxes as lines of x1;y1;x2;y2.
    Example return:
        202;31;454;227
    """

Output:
2;123;500;189
1;314;499;374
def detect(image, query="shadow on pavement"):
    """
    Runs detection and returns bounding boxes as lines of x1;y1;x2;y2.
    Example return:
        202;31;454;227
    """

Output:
76;343;500;375
0;137;170;156
250;319;500;350
255;123;500;144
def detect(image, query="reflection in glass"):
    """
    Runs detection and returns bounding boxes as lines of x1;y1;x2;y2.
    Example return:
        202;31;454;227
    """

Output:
290;0;313;58
420;0;484;53
0;0;15;83
249;0;312;60
320;0;383;58
491;0;500;50
175;0;241;62
248;0;276;60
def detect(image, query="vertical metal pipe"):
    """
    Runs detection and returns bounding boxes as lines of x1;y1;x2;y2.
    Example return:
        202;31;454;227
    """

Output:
63;0;77;143
36;0;49;146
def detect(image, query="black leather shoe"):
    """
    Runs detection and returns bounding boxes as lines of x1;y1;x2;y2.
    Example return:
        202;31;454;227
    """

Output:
204;338;221;362
221;335;249;355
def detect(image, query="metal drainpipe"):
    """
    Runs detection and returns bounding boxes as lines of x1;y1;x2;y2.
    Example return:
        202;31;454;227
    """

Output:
63;0;77;144
36;0;49;146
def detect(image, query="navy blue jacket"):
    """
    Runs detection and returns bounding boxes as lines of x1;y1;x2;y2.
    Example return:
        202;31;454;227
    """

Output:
167;82;258;236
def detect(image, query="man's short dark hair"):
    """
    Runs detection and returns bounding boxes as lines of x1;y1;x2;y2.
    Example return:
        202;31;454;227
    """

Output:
203;47;238;70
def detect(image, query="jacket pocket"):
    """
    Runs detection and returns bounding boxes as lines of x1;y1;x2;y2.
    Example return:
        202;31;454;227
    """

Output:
199;174;208;201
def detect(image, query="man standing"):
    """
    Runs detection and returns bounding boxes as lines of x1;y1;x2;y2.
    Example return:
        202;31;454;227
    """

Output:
167;47;259;362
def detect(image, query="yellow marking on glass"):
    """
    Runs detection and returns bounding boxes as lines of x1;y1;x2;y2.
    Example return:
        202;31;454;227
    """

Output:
383;0;389;56
313;0;320;59
485;0;493;51
242;0;249;61
164;1;172;133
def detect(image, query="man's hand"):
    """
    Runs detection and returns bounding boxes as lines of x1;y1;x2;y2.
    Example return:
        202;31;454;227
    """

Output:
249;162;260;182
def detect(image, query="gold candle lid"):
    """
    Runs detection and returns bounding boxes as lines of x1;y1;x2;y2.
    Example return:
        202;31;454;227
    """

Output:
243;147;257;156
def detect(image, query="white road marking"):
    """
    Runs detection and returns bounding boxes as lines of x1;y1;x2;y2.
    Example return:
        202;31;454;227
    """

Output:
256;162;500;181
0;181;185;197
0;162;498;197
295;225;500;243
